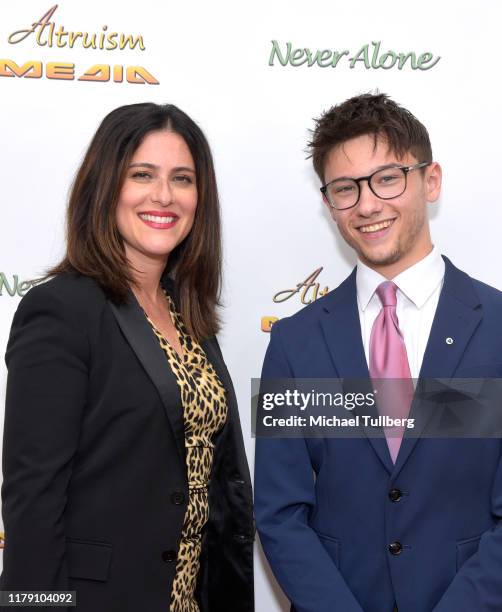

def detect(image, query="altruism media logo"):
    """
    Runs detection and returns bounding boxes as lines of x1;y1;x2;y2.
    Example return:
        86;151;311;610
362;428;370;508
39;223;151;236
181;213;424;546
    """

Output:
1;4;159;84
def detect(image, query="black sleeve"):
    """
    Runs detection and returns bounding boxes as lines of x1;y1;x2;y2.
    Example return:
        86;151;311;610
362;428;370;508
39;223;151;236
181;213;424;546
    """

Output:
1;283;89;592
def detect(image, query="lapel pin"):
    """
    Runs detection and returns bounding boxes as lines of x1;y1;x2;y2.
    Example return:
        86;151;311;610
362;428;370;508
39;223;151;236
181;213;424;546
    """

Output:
445;337;454;345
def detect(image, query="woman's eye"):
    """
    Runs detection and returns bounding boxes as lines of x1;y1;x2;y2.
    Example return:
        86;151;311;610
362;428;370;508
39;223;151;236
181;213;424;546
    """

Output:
131;171;152;180
173;175;193;184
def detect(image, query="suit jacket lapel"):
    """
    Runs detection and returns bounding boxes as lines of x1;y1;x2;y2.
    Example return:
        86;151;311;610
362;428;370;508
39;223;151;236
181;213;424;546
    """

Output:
108;292;186;465
200;337;250;460
319;269;394;474
160;275;249;480
200;337;232;401
392;256;483;477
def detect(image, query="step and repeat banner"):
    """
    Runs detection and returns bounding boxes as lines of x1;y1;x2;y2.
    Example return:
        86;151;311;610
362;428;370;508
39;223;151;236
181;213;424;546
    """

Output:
1;1;501;609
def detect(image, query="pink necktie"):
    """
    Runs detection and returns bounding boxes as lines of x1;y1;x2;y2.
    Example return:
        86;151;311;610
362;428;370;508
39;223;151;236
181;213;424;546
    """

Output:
369;281;414;463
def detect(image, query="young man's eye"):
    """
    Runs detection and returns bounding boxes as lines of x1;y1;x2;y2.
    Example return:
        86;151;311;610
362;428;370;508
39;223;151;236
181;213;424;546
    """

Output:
376;172;401;184
334;184;355;194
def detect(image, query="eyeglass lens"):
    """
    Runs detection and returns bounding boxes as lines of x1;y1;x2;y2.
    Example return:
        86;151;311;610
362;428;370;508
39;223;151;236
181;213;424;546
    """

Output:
326;167;407;209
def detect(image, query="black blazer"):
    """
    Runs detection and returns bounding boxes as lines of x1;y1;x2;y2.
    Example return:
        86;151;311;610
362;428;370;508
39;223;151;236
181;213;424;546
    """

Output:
0;273;254;612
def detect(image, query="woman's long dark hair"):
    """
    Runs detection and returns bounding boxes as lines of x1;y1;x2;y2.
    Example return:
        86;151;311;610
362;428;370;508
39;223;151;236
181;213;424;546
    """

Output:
48;103;222;340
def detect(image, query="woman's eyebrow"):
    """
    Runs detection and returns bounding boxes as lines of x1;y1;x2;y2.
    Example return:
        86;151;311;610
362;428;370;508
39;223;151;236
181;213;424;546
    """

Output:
128;163;195;173
128;162;158;169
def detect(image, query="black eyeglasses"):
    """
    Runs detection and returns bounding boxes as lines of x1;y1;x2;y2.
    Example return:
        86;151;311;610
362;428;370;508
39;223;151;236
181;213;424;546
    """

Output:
320;162;431;210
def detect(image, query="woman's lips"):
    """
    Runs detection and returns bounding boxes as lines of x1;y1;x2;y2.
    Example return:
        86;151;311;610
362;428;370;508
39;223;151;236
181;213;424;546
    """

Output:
138;212;179;229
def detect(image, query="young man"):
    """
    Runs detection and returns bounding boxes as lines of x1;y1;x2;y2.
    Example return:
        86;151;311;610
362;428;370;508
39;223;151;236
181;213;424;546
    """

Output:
254;93;502;612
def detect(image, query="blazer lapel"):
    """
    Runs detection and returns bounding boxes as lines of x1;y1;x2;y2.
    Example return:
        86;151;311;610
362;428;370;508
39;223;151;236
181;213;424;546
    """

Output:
161;275;232;394
200;339;246;447
200;337;233;402
108;292;186;465
159;275;247;474
392;256;483;477
319;269;394;474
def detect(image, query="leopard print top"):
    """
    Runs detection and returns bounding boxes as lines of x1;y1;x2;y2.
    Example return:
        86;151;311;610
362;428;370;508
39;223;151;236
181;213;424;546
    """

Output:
145;292;227;612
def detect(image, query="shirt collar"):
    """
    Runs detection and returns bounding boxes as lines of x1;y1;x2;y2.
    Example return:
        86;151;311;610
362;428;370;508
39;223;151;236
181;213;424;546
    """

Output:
356;246;445;311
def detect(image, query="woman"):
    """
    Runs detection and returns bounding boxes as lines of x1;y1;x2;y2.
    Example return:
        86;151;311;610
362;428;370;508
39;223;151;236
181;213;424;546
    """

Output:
0;103;254;612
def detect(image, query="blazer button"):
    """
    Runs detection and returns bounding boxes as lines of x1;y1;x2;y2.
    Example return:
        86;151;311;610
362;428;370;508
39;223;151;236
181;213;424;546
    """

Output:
171;491;185;505
162;550;177;563
233;533;248;543
388;488;402;502
389;542;403;556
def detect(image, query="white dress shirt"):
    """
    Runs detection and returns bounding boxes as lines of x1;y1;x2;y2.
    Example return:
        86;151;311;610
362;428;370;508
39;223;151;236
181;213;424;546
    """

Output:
356;246;445;379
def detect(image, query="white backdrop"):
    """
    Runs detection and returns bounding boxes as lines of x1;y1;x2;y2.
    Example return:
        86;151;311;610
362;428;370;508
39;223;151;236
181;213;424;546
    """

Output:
1;1;502;609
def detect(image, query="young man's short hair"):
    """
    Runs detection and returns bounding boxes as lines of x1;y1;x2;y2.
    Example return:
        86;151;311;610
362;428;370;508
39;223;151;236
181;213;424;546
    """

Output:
309;93;433;182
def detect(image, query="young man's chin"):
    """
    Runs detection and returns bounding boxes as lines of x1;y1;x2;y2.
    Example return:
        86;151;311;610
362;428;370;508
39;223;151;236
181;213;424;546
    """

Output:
359;247;401;269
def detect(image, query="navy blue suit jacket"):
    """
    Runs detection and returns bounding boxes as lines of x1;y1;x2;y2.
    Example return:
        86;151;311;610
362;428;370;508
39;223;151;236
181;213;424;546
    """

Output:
254;257;502;612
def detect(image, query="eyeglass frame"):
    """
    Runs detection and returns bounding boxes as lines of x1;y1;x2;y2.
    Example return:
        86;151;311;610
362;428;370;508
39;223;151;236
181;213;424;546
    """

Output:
320;161;432;210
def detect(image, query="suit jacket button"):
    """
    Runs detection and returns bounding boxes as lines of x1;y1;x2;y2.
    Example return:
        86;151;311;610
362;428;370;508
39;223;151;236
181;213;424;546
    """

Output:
389;542;403;556
233;533;247;542
171;491;185;505
162;550;177;563
388;488;402;502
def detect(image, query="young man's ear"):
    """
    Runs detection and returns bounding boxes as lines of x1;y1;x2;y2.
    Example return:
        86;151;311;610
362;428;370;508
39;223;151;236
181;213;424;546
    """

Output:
426;162;442;203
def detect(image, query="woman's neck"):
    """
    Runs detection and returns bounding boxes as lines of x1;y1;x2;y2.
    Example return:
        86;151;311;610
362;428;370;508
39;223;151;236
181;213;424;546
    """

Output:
126;248;167;306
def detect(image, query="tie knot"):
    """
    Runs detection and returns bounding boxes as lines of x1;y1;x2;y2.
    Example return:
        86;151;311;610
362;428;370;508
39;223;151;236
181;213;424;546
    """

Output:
376;281;398;307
